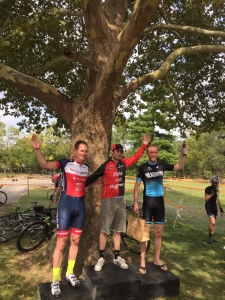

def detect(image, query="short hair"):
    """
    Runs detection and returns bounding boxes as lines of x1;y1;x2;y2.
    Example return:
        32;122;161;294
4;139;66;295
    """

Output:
74;140;88;150
147;144;158;151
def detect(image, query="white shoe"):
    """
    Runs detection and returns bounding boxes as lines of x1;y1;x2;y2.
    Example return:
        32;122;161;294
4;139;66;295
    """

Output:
51;281;61;298
94;257;105;271
113;256;128;269
65;274;80;287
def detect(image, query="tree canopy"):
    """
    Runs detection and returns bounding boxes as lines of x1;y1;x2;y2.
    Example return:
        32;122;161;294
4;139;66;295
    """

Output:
0;0;225;142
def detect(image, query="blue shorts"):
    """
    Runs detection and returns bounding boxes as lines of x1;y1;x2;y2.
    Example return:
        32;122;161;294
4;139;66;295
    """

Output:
57;192;85;237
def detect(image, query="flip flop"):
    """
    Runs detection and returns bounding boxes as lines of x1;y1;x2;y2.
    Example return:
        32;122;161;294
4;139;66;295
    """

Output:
153;263;168;271
137;266;146;275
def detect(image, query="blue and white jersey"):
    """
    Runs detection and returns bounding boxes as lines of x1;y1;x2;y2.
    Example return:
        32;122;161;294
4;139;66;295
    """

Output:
136;161;174;197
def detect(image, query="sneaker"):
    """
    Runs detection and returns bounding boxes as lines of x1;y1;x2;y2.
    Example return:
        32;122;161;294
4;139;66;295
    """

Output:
65;274;80;287
208;237;213;244
113;256;128;269
213;239;218;242
51;281;61;298
94;257;105;271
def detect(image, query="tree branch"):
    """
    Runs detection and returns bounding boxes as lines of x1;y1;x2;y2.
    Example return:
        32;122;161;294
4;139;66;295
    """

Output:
117;0;161;50
116;44;225;102
81;0;107;45
109;0;161;78
102;0;127;29
164;75;199;130
144;23;225;38
31;52;97;75
0;63;72;125
46;7;82;18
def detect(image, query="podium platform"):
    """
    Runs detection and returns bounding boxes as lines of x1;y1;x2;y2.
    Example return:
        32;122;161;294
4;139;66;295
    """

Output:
38;262;180;300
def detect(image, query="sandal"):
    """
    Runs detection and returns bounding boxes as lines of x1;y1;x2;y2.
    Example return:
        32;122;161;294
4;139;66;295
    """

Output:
153;263;168;271
137;266;146;275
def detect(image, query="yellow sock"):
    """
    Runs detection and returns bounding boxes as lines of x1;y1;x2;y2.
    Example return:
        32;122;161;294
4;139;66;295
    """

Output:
52;267;60;282
66;260;76;276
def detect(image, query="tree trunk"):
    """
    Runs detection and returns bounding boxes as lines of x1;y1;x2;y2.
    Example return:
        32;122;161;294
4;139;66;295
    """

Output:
40;99;115;276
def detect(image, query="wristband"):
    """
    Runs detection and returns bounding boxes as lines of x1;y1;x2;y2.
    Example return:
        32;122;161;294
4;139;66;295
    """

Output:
33;147;40;150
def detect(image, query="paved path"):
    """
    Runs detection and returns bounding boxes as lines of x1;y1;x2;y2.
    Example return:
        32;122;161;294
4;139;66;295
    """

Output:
0;177;53;211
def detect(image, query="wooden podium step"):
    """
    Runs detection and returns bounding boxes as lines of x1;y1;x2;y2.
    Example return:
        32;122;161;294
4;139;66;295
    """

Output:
38;262;180;300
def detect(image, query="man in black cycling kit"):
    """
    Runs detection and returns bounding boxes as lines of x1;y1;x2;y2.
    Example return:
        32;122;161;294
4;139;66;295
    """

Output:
31;134;88;298
205;176;224;243
133;143;186;275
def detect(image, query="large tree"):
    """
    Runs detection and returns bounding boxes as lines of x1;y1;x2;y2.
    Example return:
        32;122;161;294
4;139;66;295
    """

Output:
0;0;225;272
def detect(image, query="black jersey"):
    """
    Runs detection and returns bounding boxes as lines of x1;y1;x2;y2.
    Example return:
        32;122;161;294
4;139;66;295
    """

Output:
205;186;217;206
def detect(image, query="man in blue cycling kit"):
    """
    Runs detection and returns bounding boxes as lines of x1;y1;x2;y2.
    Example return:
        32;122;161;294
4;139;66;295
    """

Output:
133;143;185;275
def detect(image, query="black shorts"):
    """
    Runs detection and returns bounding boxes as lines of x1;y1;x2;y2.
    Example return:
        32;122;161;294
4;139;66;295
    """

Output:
142;196;165;224
205;202;217;219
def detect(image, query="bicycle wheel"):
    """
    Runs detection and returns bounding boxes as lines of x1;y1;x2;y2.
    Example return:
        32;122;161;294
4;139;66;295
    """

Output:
121;234;150;255
47;189;55;201
16;220;50;252
0;191;7;207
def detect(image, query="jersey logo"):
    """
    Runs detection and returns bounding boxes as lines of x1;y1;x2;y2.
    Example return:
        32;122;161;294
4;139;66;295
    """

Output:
75;183;82;191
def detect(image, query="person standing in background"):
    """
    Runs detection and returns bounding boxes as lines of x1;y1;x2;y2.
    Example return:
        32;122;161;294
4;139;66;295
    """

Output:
205;176;224;244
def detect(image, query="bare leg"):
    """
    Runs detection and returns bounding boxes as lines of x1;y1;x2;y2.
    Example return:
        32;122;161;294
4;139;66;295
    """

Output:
154;224;167;270
139;224;150;274
113;231;121;250
99;231;107;250
53;236;68;268
209;216;216;235
68;233;81;261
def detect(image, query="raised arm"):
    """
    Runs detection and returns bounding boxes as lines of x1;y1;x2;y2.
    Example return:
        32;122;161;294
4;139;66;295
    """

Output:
31;134;58;170
173;142;186;171
123;134;149;168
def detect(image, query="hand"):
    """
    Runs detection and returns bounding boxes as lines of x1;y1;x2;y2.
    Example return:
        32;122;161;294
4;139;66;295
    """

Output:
142;134;150;145
31;134;42;149
133;203;139;214
211;188;217;194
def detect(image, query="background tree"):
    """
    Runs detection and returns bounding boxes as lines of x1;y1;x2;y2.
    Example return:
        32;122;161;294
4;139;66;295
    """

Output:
0;0;225;272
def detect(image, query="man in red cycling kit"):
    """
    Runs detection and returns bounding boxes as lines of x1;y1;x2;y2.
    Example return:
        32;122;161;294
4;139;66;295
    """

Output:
31;134;88;298
86;134;149;272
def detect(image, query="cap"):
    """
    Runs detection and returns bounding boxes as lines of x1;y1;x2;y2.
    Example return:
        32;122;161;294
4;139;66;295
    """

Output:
111;143;123;152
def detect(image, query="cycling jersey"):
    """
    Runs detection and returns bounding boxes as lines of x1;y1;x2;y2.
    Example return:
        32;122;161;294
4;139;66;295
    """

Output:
136;161;174;225
205;186;217;205
136;161;174;197
86;144;147;199
205;185;218;218
54;159;89;237
55;159;88;197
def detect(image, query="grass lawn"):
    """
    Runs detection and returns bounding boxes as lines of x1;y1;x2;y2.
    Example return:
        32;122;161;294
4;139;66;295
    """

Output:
0;179;225;299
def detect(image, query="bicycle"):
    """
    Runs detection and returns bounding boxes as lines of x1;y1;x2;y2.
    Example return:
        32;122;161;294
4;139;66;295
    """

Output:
0;186;7;207
16;207;57;252
47;188;56;201
0;202;45;242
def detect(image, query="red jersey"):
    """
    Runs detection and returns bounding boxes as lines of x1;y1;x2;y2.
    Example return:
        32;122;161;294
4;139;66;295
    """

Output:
86;144;147;199
55;159;88;197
